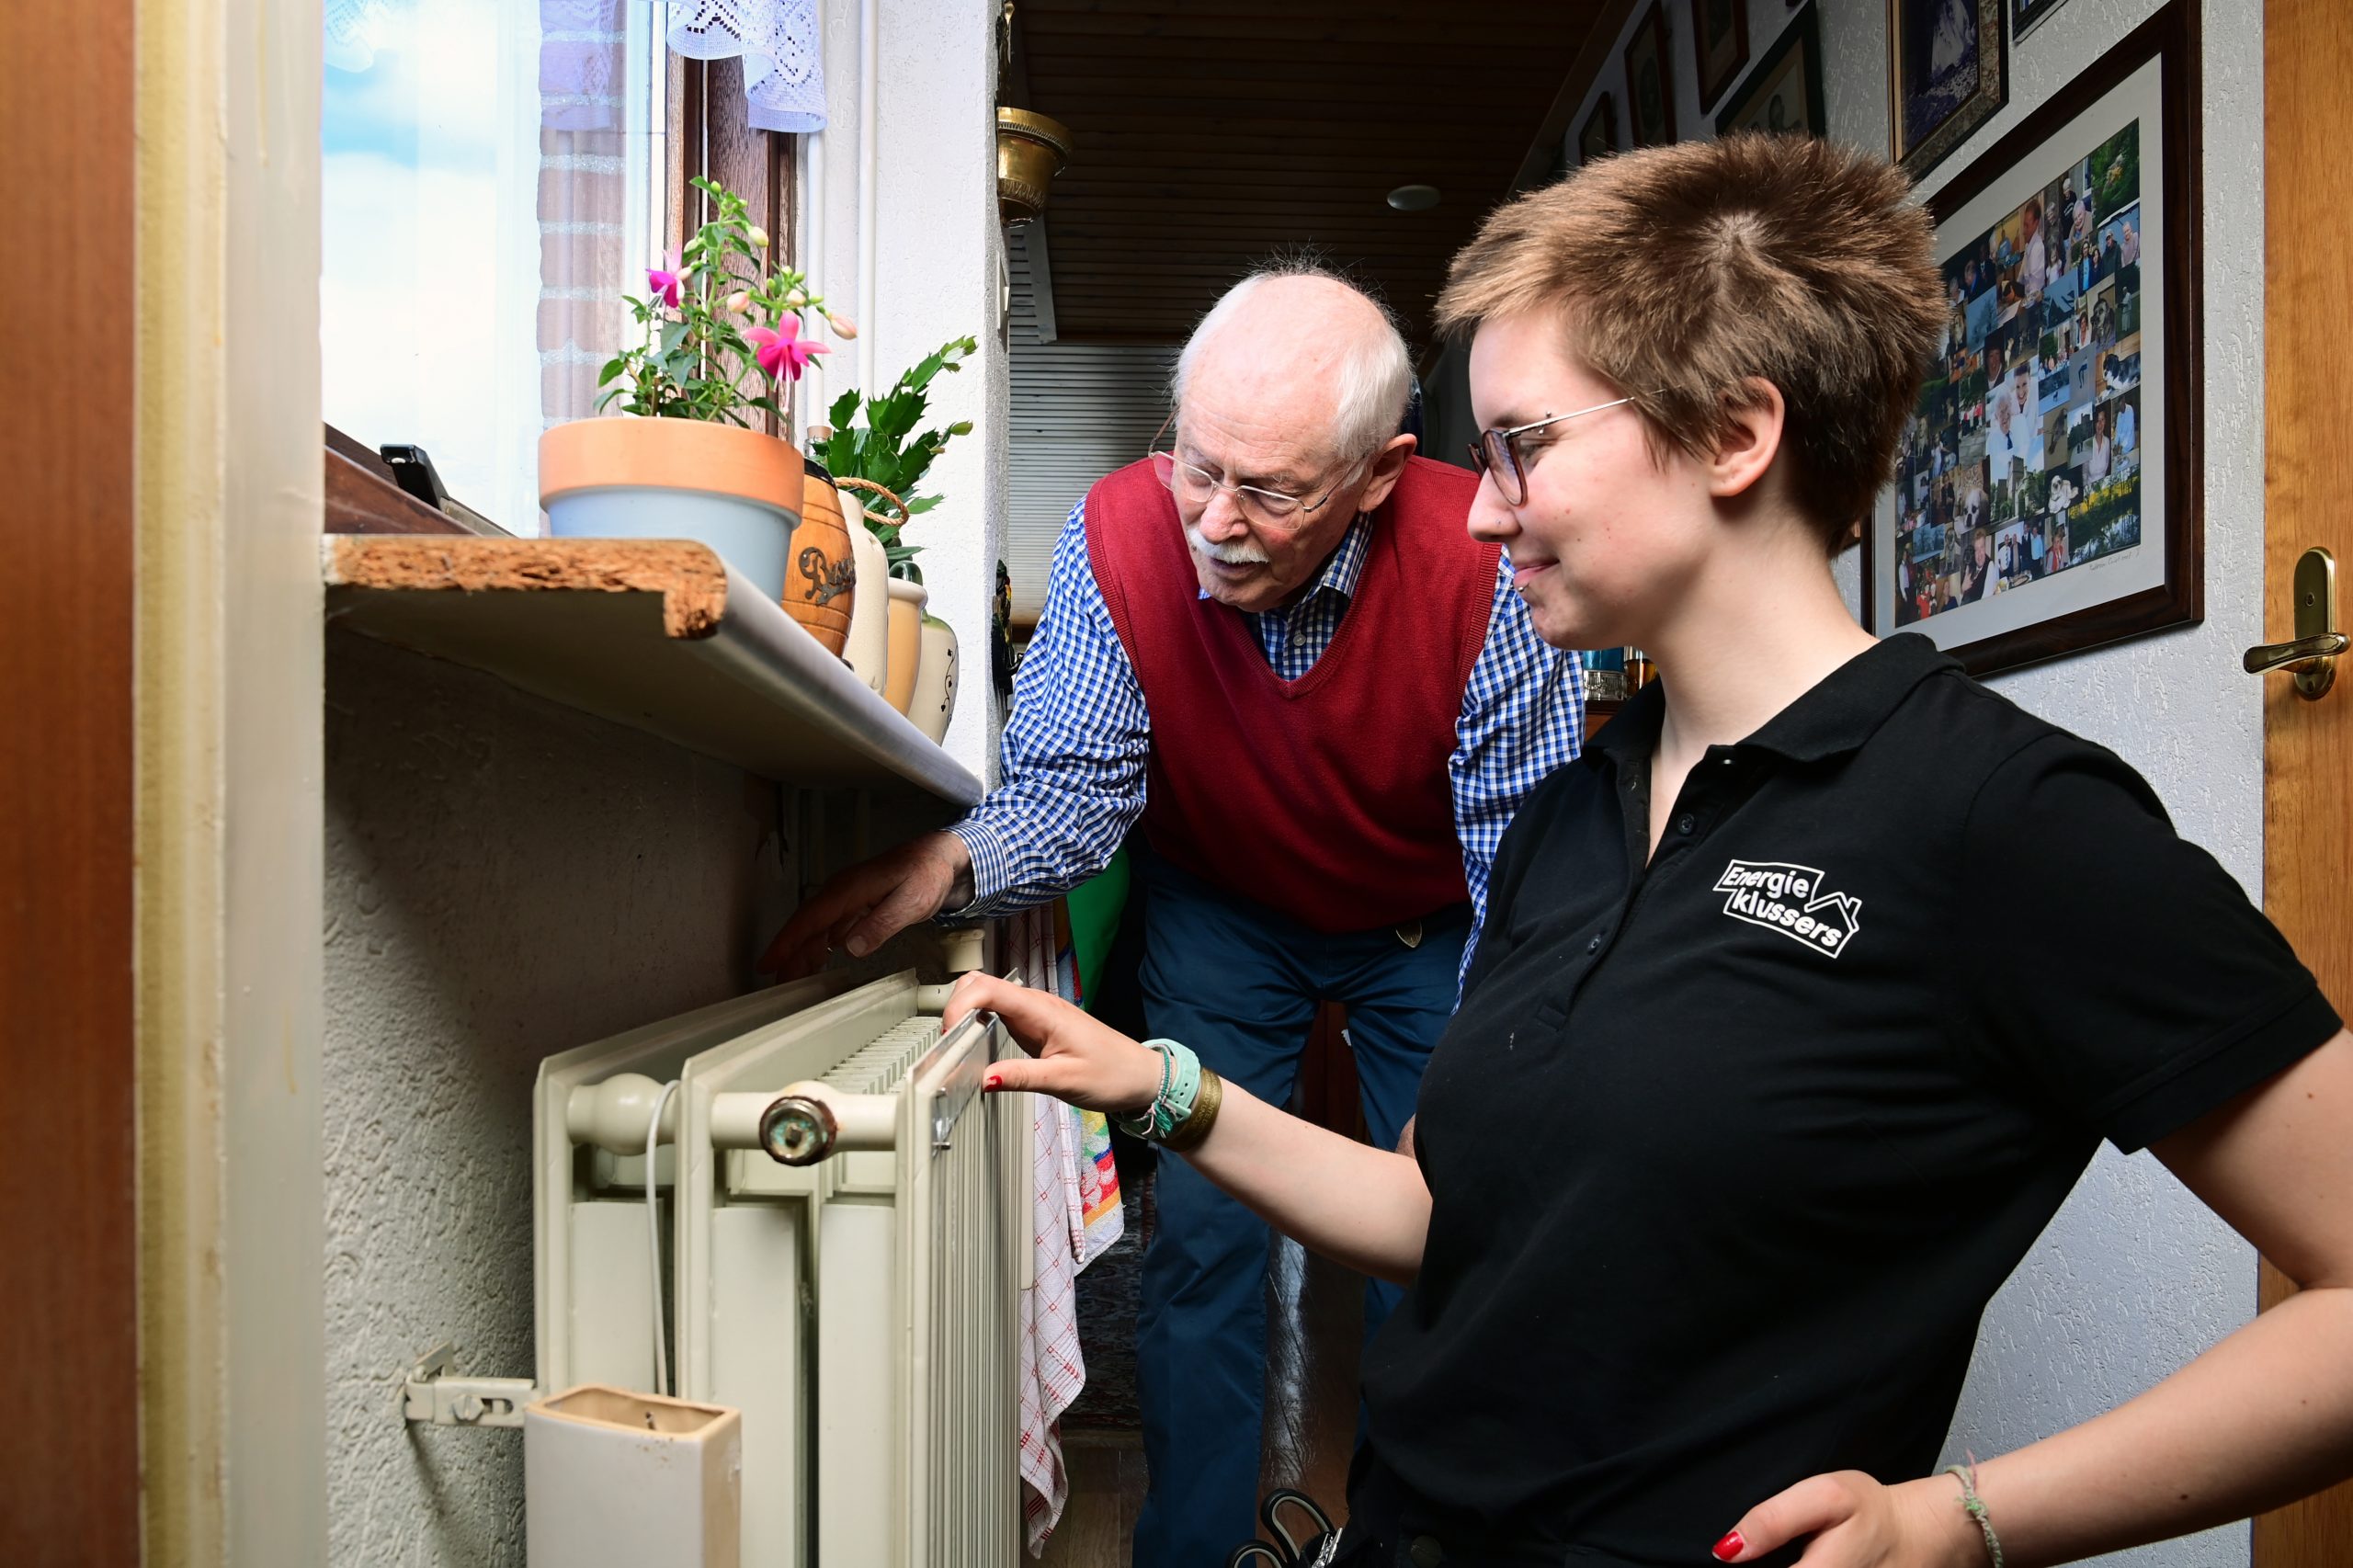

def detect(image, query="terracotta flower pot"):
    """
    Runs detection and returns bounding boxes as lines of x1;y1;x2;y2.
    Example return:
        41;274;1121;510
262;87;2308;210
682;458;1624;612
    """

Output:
914;613;960;744
787;464;856;658
883;578;926;717
842;500;892;696
540;417;805;601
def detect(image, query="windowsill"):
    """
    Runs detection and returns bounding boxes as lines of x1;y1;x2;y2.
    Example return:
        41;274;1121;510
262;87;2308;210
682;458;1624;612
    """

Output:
323;534;984;807
324;429;482;538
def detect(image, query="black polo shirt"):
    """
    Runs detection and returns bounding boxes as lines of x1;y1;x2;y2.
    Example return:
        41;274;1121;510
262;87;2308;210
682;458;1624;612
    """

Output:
1358;633;2340;1565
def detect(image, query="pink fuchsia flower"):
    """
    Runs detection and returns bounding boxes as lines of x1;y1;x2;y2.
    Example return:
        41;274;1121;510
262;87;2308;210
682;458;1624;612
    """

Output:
746;315;830;381
646;250;685;309
824;310;858;340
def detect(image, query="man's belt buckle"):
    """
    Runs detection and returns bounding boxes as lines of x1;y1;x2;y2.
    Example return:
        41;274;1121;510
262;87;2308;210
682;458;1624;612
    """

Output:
1394;919;1423;949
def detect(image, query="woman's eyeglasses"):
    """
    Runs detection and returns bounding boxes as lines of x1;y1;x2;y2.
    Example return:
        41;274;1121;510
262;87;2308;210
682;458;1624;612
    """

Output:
1467;397;1635;506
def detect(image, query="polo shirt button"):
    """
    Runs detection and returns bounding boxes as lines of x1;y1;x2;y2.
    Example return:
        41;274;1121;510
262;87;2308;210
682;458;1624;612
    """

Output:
1586;934;1603;953
1677;813;1696;835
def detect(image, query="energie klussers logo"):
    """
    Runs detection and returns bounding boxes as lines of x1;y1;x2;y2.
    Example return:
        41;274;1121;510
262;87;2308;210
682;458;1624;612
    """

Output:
1713;860;1862;958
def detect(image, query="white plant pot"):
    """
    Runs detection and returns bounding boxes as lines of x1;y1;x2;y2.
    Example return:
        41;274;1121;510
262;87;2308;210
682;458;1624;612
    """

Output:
539;419;804;603
914;614;960;744
547;488;796;602
844;506;892;696
525;1383;743;1568
883;579;927;717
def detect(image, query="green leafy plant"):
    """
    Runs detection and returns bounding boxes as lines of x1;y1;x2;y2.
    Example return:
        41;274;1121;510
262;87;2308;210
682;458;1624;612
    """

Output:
817;335;979;582
598;175;851;424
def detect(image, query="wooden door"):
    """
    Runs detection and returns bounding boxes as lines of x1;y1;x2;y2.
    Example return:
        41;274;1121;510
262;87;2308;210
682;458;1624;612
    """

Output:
0;0;141;1559
2250;1;2353;1564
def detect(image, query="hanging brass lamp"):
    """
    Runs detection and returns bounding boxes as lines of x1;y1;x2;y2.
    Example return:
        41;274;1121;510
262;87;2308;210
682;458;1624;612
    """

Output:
995;108;1072;225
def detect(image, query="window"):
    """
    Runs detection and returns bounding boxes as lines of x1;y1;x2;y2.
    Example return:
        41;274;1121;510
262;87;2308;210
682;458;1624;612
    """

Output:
322;0;670;533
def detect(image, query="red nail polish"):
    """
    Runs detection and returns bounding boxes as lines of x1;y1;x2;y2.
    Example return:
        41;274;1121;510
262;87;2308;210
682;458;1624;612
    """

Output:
1711;1530;1745;1562
983;1074;1001;1091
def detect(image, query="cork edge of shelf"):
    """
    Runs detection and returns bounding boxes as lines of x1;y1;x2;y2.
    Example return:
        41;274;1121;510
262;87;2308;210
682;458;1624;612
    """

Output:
324;534;732;641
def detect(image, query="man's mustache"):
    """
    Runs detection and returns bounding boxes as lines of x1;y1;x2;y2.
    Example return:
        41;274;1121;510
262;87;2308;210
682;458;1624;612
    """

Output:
1187;525;1269;566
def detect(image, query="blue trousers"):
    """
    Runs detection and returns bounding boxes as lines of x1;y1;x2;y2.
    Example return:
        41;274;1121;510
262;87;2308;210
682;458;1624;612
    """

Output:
1129;849;1467;1568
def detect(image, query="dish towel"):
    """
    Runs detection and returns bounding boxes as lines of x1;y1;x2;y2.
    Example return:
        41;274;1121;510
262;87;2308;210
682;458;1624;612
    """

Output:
1013;904;1129;1552
1018;1082;1086;1554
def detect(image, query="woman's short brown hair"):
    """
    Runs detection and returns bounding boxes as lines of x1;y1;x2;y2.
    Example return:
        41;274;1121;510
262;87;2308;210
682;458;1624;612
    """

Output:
1437;134;1943;551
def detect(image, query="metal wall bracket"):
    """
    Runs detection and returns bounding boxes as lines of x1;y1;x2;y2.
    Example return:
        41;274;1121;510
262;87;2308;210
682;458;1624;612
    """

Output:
400;1342;537;1430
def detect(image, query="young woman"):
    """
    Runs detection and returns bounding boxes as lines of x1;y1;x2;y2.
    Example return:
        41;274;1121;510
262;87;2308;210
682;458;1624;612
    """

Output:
949;137;2353;1568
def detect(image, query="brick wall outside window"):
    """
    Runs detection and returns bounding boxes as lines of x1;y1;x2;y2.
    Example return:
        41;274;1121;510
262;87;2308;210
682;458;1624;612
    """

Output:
538;0;630;428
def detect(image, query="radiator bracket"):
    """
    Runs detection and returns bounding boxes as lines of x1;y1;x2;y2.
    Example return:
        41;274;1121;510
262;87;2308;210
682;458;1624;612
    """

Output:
400;1342;538;1430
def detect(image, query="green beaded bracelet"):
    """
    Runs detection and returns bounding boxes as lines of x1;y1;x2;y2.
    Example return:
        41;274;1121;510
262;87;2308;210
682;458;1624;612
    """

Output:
1114;1039;1203;1144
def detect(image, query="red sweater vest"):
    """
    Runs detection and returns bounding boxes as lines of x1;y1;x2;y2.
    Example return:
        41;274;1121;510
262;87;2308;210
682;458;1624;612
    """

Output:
1084;455;1496;933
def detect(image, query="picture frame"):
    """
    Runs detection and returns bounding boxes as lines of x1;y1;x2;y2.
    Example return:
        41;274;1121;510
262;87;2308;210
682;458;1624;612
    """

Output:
1622;3;1677;148
1862;0;2201;677
1690;0;1751;114
1580;94;1620;165
2010;0;2079;44
1890;0;2008;183
1715;3;1825;139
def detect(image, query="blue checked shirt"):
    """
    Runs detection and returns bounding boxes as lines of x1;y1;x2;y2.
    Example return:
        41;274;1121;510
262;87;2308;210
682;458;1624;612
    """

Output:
949;498;1586;991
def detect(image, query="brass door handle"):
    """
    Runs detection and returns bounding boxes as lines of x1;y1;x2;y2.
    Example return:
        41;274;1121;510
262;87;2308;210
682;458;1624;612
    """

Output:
2243;632;2348;675
2244;548;2342;700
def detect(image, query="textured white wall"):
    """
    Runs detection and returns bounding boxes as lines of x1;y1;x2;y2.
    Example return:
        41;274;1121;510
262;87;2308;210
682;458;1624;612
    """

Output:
873;0;1008;781
807;0;1009;786
1815;5;2266;1565
322;631;793;1565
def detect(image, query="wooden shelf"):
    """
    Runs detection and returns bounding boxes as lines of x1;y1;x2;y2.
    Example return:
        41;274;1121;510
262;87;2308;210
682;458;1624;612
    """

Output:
324;535;985;806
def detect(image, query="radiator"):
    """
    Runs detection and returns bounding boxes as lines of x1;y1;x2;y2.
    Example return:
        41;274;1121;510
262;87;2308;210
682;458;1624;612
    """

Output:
536;970;1027;1568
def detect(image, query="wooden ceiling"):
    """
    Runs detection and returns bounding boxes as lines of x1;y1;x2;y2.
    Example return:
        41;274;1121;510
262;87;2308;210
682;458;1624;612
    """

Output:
1009;0;1609;353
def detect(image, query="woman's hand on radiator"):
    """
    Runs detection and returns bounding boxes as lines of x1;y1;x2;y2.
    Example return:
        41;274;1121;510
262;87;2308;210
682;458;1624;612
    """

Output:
945;973;1165;1115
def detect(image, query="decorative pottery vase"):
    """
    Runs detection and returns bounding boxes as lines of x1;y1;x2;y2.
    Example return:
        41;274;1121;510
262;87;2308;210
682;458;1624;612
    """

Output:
996;108;1073;225
843;501;892;696
785;461;855;657
914;613;960;744
540;418;803;601
883;578;927;717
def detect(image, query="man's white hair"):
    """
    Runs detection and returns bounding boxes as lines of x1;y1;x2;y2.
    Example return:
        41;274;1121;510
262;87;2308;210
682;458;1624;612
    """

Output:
1169;262;1414;465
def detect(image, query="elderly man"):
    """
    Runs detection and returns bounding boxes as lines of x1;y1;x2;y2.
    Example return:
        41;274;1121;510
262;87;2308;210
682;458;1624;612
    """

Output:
762;265;1584;1565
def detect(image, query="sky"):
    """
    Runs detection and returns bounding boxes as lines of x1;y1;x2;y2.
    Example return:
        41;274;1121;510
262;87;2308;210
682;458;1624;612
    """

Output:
323;0;524;527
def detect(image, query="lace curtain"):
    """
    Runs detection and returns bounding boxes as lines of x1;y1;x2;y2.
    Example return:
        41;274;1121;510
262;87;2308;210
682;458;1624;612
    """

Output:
666;0;829;132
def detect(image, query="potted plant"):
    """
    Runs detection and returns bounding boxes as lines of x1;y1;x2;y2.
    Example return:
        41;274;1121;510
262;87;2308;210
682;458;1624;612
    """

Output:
539;175;855;613
817;336;977;722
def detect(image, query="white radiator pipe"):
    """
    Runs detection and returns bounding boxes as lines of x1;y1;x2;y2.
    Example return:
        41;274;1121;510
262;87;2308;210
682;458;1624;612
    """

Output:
716;1082;900;1165
567;1072;679;1155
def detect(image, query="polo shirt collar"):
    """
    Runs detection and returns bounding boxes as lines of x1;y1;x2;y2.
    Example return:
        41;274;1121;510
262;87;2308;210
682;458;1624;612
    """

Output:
1586;633;1960;768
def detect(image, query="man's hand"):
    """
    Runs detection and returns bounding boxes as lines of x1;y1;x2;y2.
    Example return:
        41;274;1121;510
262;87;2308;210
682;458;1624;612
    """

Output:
756;831;975;980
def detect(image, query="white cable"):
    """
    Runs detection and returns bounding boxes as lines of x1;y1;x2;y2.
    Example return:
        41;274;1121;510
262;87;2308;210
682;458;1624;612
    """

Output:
645;1078;683;1398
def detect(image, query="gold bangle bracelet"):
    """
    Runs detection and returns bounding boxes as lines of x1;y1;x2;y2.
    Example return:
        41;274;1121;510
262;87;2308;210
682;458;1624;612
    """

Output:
1161;1066;1224;1153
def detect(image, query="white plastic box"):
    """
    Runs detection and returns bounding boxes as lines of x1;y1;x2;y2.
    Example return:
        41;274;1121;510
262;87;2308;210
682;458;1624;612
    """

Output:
525;1383;743;1568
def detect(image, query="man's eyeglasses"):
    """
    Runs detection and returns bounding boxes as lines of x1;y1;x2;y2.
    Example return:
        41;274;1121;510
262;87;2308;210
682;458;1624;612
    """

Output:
1147;418;1358;532
1467;397;1635;506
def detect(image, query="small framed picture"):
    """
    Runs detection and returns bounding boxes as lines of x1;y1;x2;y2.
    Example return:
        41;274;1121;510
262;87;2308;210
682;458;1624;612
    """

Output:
1890;0;2009;183
1622;4;1676;148
1863;1;2200;676
1715;3;1825;139
1580;94;1620;165
2011;0;2079;43
1690;0;1751;114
